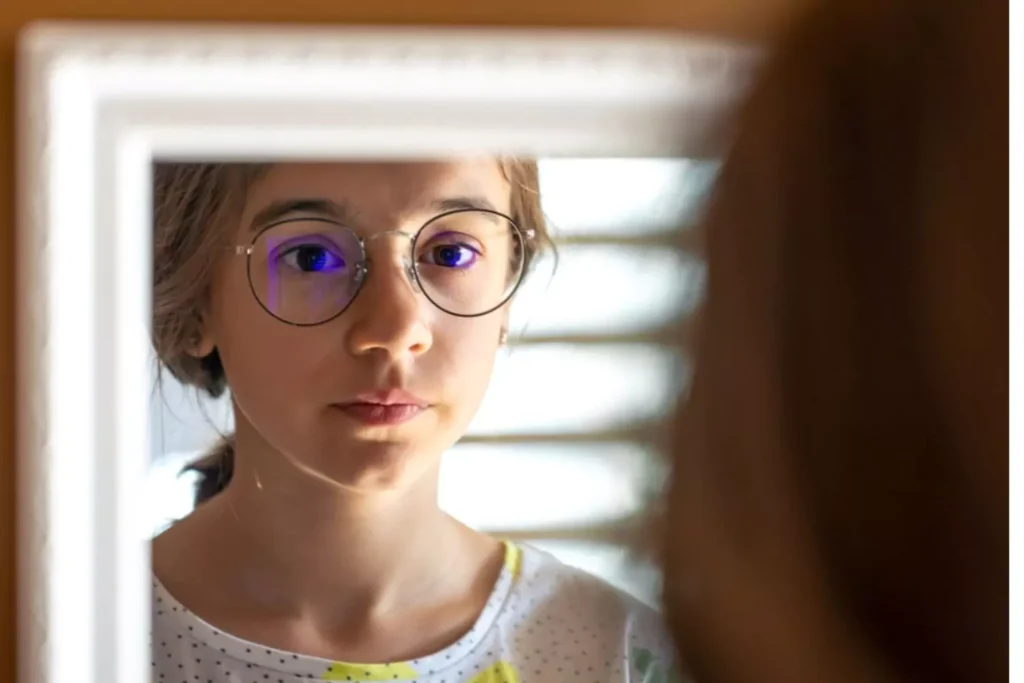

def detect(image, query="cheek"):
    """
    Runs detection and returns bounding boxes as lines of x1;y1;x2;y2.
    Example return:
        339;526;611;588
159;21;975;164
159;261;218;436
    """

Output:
430;319;503;403
208;264;328;408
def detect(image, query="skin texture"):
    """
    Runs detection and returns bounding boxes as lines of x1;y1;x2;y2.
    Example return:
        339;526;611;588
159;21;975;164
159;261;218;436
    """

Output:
152;160;515;663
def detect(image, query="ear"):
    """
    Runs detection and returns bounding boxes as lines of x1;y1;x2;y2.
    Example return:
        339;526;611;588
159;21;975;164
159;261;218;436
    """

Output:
186;329;216;359
499;304;512;337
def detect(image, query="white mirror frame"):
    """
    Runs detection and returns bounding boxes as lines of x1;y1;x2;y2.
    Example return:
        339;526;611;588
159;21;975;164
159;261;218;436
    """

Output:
16;22;757;683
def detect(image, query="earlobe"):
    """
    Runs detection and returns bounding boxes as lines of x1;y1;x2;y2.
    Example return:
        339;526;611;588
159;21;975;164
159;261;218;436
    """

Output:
498;308;512;347
187;332;216;359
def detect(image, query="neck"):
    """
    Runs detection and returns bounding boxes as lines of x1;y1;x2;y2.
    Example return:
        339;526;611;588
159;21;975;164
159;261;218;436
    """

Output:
187;431;479;622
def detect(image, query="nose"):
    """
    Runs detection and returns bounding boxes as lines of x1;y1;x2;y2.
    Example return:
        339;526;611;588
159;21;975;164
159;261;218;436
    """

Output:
344;250;433;360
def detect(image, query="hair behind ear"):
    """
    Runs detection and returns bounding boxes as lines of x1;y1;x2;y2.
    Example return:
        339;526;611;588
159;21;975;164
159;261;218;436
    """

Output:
183;435;236;506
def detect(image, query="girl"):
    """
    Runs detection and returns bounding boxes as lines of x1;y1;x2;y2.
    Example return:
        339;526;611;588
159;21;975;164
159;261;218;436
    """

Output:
150;159;677;683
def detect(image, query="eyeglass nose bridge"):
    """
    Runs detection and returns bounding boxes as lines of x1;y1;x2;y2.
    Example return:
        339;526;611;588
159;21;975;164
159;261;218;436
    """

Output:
358;229;421;294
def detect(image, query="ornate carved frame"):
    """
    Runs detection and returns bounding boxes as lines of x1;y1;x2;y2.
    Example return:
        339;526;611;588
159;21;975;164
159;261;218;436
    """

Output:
16;22;756;683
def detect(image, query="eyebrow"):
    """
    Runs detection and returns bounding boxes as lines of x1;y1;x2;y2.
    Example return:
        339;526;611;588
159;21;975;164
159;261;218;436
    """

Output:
249;198;358;231
248;194;504;232
429;195;501;214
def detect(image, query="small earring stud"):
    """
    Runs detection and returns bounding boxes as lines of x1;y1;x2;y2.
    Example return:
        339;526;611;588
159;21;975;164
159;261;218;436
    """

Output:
499;329;509;346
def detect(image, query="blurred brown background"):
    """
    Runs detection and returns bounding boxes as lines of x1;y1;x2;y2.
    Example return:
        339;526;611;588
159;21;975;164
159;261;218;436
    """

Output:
0;0;806;678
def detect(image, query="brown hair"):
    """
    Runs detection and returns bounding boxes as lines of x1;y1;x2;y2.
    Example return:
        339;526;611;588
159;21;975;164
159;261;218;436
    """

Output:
661;1;1006;683
153;160;552;506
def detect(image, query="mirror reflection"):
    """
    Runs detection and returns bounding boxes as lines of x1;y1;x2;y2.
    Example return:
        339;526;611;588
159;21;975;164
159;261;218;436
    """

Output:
145;157;716;683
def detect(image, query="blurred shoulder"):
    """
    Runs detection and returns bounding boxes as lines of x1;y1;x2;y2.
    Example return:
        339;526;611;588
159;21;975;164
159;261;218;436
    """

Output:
499;543;681;683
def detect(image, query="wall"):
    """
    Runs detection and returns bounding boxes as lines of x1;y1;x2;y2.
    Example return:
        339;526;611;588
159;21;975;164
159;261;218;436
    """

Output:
0;0;804;679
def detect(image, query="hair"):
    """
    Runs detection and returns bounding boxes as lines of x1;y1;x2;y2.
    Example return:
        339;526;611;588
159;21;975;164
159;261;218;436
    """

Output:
153;160;553;507
660;1;1005;683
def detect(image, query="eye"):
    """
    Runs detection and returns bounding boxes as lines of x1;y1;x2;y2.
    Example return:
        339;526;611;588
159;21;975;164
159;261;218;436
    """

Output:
281;244;346;273
422;243;479;269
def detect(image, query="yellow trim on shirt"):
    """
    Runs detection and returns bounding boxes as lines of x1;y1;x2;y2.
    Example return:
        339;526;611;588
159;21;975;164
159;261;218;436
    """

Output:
503;540;522;580
322;661;418;681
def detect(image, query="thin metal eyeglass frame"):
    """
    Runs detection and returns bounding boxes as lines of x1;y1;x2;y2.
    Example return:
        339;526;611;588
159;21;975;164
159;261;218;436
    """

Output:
232;207;536;327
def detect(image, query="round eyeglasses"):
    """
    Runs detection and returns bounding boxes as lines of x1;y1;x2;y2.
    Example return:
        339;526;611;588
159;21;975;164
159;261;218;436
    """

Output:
233;208;534;327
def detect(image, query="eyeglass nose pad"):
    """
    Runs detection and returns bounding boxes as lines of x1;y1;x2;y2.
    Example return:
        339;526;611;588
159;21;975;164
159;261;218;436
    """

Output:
355;262;369;286
401;256;422;293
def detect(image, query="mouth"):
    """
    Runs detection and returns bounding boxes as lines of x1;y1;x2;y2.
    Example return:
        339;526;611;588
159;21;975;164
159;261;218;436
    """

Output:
333;389;429;426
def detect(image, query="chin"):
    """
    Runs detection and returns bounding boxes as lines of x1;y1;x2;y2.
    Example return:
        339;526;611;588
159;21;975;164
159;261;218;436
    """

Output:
304;437;434;493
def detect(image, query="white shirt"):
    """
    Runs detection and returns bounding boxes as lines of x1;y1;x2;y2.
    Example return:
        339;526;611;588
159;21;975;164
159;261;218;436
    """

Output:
151;541;680;683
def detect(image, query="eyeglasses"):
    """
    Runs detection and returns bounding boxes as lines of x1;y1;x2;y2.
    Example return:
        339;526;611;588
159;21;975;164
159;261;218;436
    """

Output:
233;208;534;327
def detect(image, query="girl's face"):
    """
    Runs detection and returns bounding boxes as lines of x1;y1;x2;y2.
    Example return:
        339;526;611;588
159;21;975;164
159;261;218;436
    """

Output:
199;161;515;491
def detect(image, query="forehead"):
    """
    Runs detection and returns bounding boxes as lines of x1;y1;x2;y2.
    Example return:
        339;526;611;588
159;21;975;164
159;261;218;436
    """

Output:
243;160;511;221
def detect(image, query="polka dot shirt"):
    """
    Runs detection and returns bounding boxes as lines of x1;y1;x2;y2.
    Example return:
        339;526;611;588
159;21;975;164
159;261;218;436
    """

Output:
151;541;681;683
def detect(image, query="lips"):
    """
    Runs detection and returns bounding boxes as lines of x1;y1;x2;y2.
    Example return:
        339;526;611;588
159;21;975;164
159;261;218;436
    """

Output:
336;403;425;426
334;389;429;426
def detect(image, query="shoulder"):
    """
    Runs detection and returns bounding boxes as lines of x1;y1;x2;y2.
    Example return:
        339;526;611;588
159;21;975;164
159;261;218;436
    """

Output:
512;543;664;632
495;543;681;683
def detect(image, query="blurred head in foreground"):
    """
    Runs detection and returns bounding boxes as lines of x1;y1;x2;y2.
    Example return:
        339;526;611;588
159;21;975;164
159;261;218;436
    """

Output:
661;1;1006;682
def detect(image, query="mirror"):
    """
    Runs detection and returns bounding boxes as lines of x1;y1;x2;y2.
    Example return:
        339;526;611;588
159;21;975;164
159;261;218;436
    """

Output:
17;24;754;683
